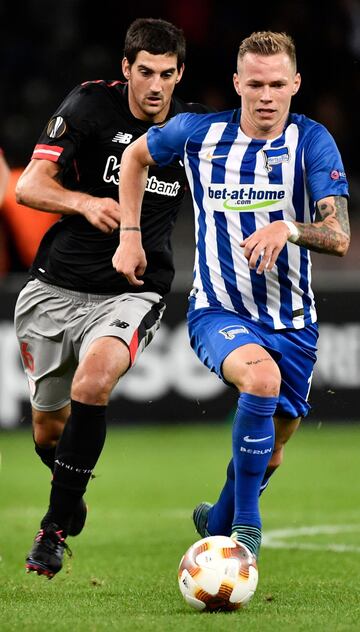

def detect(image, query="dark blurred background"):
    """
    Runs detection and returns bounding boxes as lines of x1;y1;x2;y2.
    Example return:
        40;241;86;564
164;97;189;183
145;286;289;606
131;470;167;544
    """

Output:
0;0;359;278
1;0;359;171
0;0;359;427
1;0;360;272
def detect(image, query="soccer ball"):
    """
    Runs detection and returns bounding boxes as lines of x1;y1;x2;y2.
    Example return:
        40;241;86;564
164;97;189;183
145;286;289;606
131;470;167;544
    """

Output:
178;535;258;612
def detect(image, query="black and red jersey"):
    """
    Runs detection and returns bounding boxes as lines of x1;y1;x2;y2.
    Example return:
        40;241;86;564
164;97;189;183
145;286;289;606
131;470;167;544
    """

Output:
30;80;210;295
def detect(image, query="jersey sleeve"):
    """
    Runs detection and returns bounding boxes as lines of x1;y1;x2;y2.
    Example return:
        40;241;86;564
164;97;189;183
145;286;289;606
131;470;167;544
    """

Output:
31;83;101;166
146;113;196;166
304;123;349;201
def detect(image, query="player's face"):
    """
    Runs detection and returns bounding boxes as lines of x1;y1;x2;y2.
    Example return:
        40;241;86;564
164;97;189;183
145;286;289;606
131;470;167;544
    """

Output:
122;51;184;123
233;52;301;139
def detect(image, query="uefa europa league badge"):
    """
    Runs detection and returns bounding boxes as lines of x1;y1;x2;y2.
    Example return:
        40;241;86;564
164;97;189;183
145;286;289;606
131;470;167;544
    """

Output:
46;116;67;139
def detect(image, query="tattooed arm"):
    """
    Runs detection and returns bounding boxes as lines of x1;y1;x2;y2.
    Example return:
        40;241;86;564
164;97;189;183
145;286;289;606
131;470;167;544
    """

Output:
296;195;350;256
241;195;350;274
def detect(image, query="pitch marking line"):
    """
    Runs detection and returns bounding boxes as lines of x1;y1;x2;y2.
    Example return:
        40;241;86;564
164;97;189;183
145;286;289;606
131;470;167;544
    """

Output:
262;524;360;553
170;512;360;553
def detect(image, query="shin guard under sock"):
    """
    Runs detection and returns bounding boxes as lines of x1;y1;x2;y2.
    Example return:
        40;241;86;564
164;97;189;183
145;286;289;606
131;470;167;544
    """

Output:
41;399;107;533
207;460;235;536
207;457;276;535
231;393;277;547
34;441;56;473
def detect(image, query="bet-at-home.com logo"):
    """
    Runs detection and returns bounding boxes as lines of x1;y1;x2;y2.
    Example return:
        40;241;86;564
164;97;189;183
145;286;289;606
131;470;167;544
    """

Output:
206;184;286;212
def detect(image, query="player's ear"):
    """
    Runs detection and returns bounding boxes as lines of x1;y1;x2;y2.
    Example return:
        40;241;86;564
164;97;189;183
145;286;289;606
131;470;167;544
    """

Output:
176;63;185;83
233;72;241;96
122;57;131;81
292;72;301;95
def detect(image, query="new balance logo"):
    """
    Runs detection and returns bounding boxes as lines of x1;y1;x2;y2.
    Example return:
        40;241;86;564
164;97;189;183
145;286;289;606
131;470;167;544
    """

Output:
112;132;133;144
244;435;272;443
109;319;129;329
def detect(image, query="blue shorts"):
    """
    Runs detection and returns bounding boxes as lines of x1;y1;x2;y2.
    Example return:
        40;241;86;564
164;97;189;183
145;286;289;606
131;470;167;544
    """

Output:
187;303;319;419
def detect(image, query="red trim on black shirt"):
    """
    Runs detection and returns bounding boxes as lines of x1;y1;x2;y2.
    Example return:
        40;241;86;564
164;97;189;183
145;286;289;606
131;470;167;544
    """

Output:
32;144;64;162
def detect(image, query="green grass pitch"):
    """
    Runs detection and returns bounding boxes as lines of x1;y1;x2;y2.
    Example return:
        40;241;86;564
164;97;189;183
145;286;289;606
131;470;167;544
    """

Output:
1;422;360;631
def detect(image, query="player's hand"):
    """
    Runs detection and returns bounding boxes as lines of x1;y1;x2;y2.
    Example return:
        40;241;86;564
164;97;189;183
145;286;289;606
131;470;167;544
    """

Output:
112;233;147;286
240;220;291;274
81;197;121;233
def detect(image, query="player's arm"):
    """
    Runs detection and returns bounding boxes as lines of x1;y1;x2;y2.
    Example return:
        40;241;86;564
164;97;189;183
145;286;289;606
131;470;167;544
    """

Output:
112;134;156;286
296;195;350;255
0;151;10;205
241;195;350;275
15;159;120;234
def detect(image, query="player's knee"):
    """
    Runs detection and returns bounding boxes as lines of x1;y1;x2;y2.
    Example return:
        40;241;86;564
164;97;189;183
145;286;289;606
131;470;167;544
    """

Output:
33;413;65;447
34;428;59;448
71;372;113;405
241;370;281;398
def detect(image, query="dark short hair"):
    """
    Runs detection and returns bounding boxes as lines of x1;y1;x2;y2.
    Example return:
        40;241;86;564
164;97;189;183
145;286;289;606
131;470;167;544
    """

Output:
124;18;186;70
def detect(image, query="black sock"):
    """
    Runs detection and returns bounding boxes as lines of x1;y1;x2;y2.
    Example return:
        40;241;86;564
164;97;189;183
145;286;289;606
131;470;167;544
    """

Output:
41;399;107;533
34;441;56;473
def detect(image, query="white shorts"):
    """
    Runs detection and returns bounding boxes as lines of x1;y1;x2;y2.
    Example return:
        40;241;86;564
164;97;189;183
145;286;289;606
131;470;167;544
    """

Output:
14;278;165;411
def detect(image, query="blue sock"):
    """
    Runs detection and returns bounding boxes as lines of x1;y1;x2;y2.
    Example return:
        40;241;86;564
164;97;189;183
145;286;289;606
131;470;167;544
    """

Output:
207;455;276;535
232;393;277;530
207;460;234;536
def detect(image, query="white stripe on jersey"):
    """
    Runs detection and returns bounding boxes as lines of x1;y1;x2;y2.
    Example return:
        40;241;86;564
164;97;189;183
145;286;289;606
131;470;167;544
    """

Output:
221;126;260;319
266;124;304;328
301;148;317;326
187;120;317;329
190;122;239;310
279;124;306;328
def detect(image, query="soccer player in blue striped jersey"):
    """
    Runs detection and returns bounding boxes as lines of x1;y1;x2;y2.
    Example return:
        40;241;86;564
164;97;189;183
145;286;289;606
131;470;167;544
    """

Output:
113;31;350;561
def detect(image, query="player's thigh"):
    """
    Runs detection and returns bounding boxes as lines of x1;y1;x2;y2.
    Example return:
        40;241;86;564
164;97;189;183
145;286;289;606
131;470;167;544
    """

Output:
276;324;318;419
72;336;130;403
73;291;166;402
187;306;280;394
222;343;281;396
15;279;78;411
32;404;70;446
80;290;165;367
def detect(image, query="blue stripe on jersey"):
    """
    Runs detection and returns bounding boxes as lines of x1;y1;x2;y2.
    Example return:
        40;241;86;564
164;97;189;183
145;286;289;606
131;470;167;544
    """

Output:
299;249;313;315
213;212;252;315
211;123;252;316
292;131;312;323
239;140;274;327
267;134;294;326
269;209;294;325
292;136;305;222
267;133;286;184
187;136;221;306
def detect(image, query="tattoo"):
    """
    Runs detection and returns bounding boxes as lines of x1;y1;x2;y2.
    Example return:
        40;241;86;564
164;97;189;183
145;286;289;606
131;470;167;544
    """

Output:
245;358;272;366
297;196;350;255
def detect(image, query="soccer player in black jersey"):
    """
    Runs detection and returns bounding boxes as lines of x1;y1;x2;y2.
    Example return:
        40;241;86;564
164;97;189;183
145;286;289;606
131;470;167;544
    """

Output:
15;17;210;578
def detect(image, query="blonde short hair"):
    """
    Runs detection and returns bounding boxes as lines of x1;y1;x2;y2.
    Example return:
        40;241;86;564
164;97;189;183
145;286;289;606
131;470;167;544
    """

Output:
238;31;297;72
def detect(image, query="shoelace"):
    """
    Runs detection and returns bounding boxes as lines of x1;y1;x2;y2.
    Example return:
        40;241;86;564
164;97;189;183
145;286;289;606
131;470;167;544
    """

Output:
36;528;73;558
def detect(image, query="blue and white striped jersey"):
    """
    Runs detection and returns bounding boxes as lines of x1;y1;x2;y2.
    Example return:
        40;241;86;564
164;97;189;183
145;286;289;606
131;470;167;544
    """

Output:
147;109;349;330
